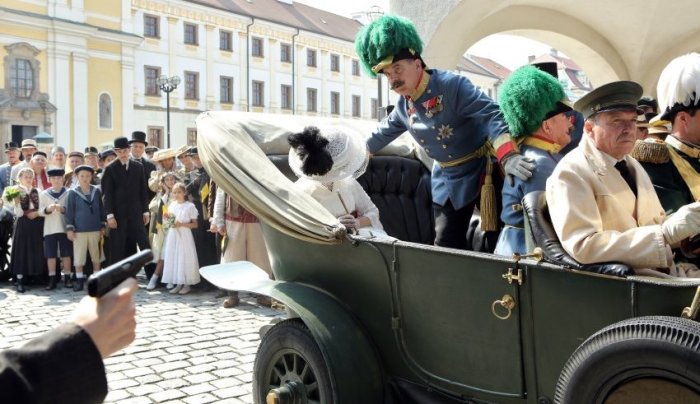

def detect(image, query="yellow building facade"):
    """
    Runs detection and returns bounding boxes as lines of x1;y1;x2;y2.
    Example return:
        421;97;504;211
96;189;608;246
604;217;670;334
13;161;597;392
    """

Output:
0;0;382;159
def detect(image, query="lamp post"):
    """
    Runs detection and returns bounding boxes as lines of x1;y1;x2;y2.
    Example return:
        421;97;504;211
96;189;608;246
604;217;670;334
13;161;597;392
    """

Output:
156;75;180;148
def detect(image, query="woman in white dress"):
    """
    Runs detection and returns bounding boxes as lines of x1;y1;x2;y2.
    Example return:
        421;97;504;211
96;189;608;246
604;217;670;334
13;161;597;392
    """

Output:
161;182;200;294
288;125;384;235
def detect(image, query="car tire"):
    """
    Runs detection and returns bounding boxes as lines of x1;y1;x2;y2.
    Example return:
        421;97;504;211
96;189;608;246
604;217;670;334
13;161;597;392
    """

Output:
253;319;334;404
555;316;700;404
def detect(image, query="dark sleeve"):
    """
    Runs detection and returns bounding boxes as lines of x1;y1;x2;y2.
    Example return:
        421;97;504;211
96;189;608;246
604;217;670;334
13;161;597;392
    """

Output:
366;106;409;154
0;323;108;404
101;167;114;216
97;189;106;227
137;165;149;214
65;191;76;231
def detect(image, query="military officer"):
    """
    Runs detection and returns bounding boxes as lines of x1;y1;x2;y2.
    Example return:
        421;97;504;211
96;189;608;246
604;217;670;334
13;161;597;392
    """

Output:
635;53;700;215
355;15;533;249
0;142;21;194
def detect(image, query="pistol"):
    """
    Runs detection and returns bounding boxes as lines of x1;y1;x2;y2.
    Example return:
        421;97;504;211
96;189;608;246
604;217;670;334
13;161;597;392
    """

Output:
87;249;153;298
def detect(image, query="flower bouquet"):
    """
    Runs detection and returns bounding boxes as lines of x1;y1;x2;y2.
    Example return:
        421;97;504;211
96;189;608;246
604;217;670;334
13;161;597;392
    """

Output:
163;213;176;230
3;185;22;202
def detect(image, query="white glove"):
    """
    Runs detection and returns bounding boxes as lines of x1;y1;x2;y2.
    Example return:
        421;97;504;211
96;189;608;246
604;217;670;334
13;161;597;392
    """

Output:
338;214;358;230
502;154;535;186
662;202;700;245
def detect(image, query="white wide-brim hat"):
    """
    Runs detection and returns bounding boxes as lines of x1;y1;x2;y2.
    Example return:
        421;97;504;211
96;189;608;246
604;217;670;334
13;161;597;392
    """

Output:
288;125;369;183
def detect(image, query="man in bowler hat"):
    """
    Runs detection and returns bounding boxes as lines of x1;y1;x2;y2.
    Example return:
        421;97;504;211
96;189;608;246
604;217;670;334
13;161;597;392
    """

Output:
129;131;157;200
101;136;150;264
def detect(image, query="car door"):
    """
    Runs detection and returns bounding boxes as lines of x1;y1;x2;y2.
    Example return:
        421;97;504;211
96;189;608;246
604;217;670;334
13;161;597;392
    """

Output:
391;241;526;400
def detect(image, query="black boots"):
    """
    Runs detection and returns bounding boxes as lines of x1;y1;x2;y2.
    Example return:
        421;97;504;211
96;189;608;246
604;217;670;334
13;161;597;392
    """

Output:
73;277;84;292
64;273;73;288
46;275;58;291
16;278;25;293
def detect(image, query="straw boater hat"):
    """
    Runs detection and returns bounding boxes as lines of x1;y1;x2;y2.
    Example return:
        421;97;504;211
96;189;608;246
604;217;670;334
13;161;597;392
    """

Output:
354;14;425;78
657;52;700;121
287;125;369;183
498;65;572;139
152;148;178;162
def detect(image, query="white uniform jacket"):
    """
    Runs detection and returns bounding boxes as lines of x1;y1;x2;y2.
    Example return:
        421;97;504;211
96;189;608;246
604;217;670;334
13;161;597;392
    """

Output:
546;134;673;269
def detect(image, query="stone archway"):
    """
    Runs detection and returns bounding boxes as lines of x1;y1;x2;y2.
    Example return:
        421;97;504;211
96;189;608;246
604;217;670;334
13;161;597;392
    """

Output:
391;0;700;93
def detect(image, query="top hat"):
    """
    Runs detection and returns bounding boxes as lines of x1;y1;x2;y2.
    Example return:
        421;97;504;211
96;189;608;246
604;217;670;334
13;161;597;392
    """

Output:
84;146;99;156
21;139;38;149
114;136;130;150
129;131;148;146
574;81;644;120
4;142;19;152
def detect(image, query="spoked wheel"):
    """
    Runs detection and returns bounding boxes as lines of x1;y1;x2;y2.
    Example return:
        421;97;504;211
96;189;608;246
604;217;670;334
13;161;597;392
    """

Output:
555;316;700;403
253;319;333;404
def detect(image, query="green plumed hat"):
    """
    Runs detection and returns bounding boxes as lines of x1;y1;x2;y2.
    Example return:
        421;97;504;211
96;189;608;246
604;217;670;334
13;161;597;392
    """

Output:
498;65;572;138
354;14;424;78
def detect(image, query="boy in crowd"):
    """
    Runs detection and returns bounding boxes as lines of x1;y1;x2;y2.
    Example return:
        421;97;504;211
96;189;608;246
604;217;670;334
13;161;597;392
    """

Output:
39;168;72;290
65;165;106;291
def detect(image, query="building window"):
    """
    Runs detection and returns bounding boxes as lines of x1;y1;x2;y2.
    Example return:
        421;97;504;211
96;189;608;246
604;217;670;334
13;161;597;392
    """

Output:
10;59;33;98
352;59;360;76
144;66;160;96
306;49;317;67
184;23;198;45
184;71;199;100
252;80;264;107
187;128;197;145
352;95;361;117
99;93;112;129
220;76;233;104
280;43;292;63
219;30;232;51
147;127;163;148
371;98;378;120
307;88;317;112
144;14;159;38
330;54;340;72
252;37;264;57
281;85;292;110
330;92;340;115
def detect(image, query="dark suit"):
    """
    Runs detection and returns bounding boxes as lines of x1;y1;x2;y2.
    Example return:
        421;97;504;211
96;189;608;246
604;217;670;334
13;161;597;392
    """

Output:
101;159;150;264
132;157;156;201
0;323;107;404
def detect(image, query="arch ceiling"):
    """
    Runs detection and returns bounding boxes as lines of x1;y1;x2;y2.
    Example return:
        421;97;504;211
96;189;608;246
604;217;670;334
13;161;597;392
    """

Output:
390;0;700;94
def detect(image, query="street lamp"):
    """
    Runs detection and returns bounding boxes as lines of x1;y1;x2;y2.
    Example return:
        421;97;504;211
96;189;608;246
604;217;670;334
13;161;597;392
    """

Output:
156;75;180;148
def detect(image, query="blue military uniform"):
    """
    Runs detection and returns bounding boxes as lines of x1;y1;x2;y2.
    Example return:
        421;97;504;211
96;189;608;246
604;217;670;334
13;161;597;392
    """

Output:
494;140;563;256
0;163;12;195
367;69;508;210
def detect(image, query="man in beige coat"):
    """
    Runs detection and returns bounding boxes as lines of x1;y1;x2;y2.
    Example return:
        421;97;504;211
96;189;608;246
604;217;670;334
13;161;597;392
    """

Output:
546;81;700;277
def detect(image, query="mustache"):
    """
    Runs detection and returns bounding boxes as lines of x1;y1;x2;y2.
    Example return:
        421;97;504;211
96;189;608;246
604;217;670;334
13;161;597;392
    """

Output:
390;80;405;90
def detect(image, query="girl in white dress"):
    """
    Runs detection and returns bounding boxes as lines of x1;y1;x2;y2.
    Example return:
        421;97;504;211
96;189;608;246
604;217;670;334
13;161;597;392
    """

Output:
161;183;200;294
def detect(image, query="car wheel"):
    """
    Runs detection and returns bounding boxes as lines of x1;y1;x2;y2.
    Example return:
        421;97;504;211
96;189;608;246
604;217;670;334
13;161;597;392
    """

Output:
555;316;700;404
253;319;334;404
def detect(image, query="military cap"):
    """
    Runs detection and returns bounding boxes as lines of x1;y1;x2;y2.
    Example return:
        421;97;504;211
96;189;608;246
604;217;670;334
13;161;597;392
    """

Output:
354;15;424;77
51;146;66;155
68;151;84;159
4;142;19;152
74;165;95;175
145;145;159;153
657;53;700;120
46;168;65;177
574;81;643;120
531;62;559;79
32;151;48;159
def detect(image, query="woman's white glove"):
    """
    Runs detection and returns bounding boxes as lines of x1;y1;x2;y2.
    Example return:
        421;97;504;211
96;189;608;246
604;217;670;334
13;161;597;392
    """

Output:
662;202;700;245
338;214;358;230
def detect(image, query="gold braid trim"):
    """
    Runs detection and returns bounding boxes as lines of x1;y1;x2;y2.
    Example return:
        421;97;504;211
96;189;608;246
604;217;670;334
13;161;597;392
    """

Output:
667;146;700;200
629;139;670;164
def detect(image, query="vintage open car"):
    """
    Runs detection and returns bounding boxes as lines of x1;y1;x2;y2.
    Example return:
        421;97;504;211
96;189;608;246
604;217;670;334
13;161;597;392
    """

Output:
197;112;700;404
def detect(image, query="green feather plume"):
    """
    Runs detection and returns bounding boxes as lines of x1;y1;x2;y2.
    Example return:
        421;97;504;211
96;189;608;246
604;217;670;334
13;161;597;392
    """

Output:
498;65;566;138
354;15;423;78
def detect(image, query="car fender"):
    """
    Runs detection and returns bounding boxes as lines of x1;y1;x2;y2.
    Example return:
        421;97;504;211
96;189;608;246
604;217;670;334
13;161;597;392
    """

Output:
200;263;385;403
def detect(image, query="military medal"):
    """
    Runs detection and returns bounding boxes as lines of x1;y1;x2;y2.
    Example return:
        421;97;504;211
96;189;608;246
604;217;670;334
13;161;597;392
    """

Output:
422;95;443;118
438;124;453;139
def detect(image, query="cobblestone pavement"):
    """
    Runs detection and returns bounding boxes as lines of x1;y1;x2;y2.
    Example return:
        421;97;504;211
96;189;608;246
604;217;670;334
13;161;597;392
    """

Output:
0;274;283;403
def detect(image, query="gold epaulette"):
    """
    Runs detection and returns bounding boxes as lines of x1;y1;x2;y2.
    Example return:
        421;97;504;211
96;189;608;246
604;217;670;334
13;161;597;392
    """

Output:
630;139;670;164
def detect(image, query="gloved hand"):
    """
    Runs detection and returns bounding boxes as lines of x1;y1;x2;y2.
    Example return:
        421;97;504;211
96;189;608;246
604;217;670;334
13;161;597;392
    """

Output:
502;153;535;186
662;202;700;245
338;214;358;230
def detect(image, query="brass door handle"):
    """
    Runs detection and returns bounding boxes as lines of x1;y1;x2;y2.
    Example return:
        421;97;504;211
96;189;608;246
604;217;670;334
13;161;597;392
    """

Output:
492;294;515;320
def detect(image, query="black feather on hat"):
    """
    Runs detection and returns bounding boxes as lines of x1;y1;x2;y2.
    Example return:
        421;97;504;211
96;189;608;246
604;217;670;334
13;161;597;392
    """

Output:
287;126;333;176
